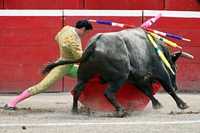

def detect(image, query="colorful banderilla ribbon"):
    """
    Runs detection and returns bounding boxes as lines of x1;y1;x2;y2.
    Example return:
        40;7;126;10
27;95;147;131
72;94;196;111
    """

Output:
147;34;175;75
88;19;135;28
89;19;191;42
145;28;191;42
148;32;182;49
141;13;191;42
141;13;161;28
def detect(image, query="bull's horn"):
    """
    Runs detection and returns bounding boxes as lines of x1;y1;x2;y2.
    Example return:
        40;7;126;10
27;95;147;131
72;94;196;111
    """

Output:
181;51;194;59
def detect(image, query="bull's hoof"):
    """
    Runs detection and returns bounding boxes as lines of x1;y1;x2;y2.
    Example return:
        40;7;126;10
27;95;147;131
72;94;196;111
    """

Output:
79;106;92;116
178;103;189;110
152;102;163;110
71;108;79;114
115;108;127;118
152;99;163;110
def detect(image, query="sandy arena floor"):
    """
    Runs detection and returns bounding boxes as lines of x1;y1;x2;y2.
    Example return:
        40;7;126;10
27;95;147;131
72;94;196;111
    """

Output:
0;92;200;133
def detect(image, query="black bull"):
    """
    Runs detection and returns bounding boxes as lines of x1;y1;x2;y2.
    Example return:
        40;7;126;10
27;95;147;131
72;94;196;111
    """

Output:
43;28;190;117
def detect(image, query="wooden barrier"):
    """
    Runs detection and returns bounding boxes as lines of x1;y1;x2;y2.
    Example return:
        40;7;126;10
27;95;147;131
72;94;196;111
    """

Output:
0;10;200;92
4;0;82;9
165;0;200;11
0;10;63;92
84;0;164;10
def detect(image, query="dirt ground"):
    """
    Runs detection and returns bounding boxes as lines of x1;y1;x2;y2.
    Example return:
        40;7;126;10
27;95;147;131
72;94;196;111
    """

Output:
0;92;200;133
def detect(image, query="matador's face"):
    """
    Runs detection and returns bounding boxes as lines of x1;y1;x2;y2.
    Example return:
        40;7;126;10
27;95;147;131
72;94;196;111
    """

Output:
78;28;92;38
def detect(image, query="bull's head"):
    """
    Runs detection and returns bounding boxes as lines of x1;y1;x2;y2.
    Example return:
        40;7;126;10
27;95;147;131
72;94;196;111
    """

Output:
169;51;194;91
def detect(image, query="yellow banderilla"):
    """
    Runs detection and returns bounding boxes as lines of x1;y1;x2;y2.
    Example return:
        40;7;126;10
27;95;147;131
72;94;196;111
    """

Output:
147;34;175;75
148;32;182;49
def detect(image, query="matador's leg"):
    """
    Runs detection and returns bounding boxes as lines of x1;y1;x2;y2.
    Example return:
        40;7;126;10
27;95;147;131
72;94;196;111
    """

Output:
5;65;69;109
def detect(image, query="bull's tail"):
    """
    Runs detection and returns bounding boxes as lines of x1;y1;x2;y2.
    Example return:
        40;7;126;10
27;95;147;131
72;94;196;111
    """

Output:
42;34;102;75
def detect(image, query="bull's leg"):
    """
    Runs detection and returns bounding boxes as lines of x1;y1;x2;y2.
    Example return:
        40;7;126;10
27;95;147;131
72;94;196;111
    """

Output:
104;79;127;117
135;83;162;109
159;79;189;110
72;80;86;114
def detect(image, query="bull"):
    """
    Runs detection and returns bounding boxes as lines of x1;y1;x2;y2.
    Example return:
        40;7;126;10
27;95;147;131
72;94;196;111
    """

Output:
43;27;190;117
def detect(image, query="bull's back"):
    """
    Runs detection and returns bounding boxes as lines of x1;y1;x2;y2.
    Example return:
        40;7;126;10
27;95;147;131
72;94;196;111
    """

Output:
95;33;130;61
78;32;131;81
119;28;157;73
78;28;162;81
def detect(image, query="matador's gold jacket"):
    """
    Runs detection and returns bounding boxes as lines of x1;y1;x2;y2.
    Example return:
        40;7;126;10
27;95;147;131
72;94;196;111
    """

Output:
55;25;83;60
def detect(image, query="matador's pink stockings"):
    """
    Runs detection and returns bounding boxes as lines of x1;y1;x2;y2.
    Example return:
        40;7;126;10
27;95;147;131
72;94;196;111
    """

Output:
7;89;32;108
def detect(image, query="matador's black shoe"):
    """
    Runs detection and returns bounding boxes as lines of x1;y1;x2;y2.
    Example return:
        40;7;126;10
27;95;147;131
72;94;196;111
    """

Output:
3;104;16;110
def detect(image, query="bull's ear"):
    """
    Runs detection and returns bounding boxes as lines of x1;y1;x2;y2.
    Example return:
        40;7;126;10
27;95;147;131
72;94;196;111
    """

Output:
171;51;182;63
